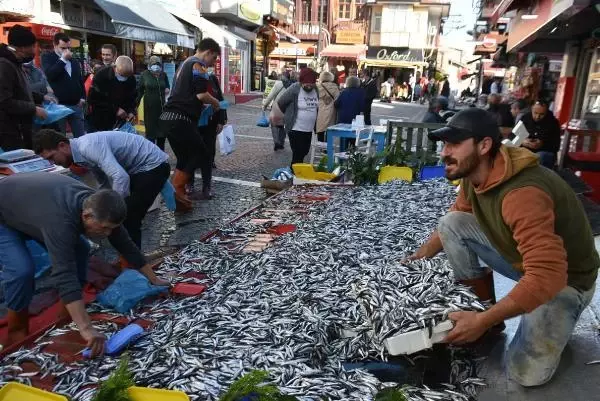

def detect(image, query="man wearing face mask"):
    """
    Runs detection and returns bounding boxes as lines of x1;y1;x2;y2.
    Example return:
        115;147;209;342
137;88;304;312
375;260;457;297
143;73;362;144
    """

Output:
42;32;86;138
87;56;137;132
0;25;48;150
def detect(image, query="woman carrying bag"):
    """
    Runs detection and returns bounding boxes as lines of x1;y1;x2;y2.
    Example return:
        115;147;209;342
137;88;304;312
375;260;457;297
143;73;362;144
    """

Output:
316;71;339;143
263;70;293;151
136;56;170;150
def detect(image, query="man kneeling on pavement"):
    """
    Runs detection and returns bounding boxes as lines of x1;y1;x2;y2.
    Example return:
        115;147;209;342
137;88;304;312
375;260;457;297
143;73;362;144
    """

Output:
0;173;169;356
33;129;170;266
407;108;599;387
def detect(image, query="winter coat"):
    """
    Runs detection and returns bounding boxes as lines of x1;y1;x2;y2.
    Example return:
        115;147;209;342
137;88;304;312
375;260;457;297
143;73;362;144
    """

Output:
0;44;38;150
316;81;340;133
334;87;366;124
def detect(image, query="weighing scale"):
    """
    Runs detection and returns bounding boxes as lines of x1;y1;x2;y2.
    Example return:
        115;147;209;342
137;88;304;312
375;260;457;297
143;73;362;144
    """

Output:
0;149;67;177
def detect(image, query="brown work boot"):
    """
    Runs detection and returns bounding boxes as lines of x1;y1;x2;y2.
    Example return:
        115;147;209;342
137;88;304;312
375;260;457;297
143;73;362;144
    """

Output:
171;169;193;212
458;269;506;333
6;309;29;346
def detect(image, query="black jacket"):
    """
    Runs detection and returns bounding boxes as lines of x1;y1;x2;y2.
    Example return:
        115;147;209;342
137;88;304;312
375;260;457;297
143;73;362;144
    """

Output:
0;44;37;150
209;74;227;126
521;111;562;153
362;78;378;102
41;51;85;105
87;66;137;131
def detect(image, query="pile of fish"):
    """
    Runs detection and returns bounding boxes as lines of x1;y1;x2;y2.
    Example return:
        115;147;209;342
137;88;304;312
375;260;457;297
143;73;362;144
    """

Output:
0;180;487;400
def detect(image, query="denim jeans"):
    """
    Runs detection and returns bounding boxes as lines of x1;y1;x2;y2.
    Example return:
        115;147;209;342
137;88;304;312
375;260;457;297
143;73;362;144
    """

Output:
536;151;556;169
438;211;595;387
0;224;90;311
57;104;86;138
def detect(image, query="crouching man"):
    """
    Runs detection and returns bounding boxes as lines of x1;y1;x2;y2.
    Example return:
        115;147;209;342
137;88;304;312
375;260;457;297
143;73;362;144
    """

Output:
407;108;599;386
0;173;168;356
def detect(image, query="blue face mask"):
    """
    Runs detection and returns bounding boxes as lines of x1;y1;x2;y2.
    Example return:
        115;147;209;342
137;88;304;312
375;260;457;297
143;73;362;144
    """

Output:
115;72;128;82
149;64;161;73
192;70;210;80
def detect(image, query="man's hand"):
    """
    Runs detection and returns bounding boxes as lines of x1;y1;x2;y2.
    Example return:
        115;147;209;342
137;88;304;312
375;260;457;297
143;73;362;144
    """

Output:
61;49;73;61
523;138;542;150
44;94;58;104
212;99;221;111
216;124;224;134
116;108;127;119
35;106;48;120
139;264;170;287
444;311;490;345
79;325;106;358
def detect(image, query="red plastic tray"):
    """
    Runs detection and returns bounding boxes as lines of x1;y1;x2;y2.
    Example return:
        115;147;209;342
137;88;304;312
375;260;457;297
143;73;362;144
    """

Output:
171;283;207;296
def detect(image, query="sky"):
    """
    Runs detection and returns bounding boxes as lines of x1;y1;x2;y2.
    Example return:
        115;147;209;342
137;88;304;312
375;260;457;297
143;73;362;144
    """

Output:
444;0;479;41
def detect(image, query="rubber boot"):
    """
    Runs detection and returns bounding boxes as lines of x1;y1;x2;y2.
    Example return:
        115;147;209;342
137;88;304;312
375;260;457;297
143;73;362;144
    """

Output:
458;269;506;333
6;309;29;346
171;169;193;212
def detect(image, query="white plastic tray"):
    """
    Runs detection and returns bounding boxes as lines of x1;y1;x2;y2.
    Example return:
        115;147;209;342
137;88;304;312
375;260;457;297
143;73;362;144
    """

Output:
384;320;454;355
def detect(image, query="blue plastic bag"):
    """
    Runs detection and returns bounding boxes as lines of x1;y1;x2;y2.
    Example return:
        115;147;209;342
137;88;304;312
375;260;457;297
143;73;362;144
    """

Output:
161;180;176;211
271;167;293;181
198;101;230;127
97;269;168;313
118;122;137;134
256;111;269;127
33;103;74;125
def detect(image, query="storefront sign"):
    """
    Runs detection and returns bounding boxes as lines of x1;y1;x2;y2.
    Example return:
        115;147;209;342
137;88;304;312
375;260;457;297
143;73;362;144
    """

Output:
201;0;263;25
366;47;424;63
271;46;306;56
271;42;314;57
335;30;364;44
62;2;84;27
0;0;35;16
271;0;294;25
31;25;62;41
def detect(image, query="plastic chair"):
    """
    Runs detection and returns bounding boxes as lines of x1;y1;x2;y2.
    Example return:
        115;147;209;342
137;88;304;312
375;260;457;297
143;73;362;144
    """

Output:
334;127;374;164
308;133;328;166
378;166;413;183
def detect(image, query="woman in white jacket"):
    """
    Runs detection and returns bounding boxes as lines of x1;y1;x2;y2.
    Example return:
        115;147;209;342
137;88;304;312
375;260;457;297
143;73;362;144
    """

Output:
315;71;339;142
263;71;294;151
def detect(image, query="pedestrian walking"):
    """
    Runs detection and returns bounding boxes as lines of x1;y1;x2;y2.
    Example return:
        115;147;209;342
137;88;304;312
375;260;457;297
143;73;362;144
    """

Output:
87;56;137;132
316;71;339;143
263;70;293;150
159;38;221;212
335;76;366;150
42;32;86;138
192;72;227;200
440;76;450;98
277;68;319;166
263;71;278;99
0;173;168;351
0;25;47;151
136;56;170;150
361;73;378;125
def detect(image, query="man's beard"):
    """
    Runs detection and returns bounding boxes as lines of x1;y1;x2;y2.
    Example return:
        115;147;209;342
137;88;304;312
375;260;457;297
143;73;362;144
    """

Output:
442;151;481;180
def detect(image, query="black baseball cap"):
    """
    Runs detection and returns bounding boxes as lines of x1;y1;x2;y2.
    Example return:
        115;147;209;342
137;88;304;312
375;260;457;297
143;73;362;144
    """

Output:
428;107;501;144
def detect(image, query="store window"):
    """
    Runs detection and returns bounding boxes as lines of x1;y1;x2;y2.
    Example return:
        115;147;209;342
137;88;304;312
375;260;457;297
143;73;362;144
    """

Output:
372;11;382;32
355;0;365;19
227;47;242;94
302;0;311;21
339;0;351;20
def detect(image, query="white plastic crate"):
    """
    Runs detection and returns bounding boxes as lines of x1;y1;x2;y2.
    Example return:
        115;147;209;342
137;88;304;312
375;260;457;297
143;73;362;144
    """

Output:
384;320;454;355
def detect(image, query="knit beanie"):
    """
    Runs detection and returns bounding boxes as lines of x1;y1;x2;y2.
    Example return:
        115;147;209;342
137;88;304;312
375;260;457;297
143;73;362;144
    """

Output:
299;68;317;84
8;25;37;47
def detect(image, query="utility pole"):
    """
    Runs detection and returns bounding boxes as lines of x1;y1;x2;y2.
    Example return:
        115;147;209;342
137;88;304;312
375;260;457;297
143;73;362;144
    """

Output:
316;0;325;61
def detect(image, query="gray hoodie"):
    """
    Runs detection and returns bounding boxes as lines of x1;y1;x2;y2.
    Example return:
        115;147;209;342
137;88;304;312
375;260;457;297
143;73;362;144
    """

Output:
276;82;319;135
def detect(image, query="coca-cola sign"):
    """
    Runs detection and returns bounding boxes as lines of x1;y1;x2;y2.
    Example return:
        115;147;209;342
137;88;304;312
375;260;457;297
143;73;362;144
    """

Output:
32;25;62;40
366;47;424;64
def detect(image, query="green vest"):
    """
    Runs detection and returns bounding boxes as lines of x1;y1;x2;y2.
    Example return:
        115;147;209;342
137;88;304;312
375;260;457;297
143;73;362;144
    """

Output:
465;165;599;291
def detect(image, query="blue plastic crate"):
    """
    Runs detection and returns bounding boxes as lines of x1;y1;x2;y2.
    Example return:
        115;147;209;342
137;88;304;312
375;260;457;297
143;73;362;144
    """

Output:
419;166;446;181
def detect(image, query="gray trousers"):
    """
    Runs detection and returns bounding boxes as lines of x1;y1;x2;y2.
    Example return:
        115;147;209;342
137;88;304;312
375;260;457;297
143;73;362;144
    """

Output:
438;211;595;387
271;125;286;147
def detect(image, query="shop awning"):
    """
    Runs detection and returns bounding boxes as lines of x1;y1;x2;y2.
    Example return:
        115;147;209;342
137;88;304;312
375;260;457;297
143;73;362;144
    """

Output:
93;0;195;47
359;58;429;68
198;18;248;51
320;44;367;59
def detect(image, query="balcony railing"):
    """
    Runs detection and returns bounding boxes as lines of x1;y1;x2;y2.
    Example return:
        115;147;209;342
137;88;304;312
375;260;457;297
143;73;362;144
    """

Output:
292;21;325;40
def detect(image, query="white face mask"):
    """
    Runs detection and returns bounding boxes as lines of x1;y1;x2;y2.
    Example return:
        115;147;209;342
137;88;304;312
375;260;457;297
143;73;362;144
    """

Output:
115;72;128;82
149;65;161;73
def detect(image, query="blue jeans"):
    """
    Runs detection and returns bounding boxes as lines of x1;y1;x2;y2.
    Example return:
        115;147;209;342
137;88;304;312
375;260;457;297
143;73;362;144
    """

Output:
438;211;595;387
536;151;556;169
57;104;86;138
0;224;90;311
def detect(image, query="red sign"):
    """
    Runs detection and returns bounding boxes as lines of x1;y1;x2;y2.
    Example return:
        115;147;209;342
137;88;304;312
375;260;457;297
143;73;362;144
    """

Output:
554;77;575;126
31;24;62;41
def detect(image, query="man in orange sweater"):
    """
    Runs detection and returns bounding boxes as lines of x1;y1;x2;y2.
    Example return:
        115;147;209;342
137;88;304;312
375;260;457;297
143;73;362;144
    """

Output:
408;108;599;386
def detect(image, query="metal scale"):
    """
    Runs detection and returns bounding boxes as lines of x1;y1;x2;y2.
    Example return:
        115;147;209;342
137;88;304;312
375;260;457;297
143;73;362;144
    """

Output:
0;149;66;177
